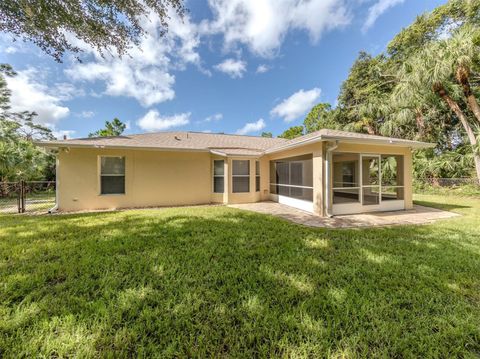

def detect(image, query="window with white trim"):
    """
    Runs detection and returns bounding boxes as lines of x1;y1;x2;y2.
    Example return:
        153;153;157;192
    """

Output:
213;160;224;193
255;161;260;192
100;156;125;195
232;160;250;193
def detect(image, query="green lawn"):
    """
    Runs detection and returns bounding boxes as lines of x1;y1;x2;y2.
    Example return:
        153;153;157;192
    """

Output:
1;194;479;357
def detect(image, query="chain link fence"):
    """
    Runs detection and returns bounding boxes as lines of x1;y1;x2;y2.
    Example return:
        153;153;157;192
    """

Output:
0;181;56;214
415;177;478;187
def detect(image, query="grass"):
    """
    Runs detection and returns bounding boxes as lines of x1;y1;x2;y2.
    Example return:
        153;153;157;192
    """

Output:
0;194;479;357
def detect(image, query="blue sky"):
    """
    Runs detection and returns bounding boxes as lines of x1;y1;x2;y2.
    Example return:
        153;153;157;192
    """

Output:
0;0;445;139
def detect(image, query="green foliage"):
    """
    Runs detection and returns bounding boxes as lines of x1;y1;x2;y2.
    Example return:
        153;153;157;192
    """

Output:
297;0;480;181
278;126;304;139
303;103;338;133
1;197;480;356
413;146;476;179
89;118;126;138
0;0;186;62
0;65;55;181
261;131;273;138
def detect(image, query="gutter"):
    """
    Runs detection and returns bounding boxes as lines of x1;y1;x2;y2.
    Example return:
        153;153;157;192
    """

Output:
325;141;339;218
34;142;212;153
265;135;435;155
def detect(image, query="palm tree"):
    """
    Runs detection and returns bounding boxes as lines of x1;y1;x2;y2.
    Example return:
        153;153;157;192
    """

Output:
394;29;480;184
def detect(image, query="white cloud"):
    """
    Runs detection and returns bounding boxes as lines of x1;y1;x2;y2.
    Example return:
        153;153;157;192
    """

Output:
5;46;18;54
77;110;95;118
5;68;70;126
236;118;266;135
204;113;223;122
137;110;190;132
203;0;350;57
363;0;405;32
270;88;321;122
214;58;247;78
256;64;270;74
65;9;201;107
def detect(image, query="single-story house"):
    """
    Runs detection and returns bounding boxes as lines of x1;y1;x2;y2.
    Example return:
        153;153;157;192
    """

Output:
37;129;434;216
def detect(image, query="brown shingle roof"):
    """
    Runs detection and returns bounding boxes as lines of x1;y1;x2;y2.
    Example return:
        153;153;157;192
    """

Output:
37;131;286;151
36;129;434;153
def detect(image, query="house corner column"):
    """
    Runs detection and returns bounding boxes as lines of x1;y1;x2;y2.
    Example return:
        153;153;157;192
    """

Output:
404;150;413;210
223;158;230;204
312;143;324;216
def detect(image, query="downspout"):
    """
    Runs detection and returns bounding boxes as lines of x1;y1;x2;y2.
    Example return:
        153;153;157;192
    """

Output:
48;154;59;213
325;141;339;217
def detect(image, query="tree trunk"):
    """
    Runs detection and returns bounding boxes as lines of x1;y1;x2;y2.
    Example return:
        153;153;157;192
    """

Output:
456;66;480;124
433;82;480;184
415;108;425;138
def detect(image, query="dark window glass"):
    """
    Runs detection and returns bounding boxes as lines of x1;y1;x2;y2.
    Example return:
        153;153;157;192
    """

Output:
214;160;224;176
101;157;125;194
101;157;125;175
232;160;250;193
233;160;249;175
233;177;250;193
101;176;125;195
214;177;224;193
255;161;260;192
213;160;224;193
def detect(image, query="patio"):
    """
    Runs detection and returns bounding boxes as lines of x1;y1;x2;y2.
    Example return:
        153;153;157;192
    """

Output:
228;201;460;228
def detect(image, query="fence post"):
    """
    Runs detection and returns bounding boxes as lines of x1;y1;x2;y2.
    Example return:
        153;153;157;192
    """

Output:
17;182;21;213
20;180;26;213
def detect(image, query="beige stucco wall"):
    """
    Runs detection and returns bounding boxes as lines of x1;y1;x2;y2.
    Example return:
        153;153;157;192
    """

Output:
56;141;413;214
57;148;212;211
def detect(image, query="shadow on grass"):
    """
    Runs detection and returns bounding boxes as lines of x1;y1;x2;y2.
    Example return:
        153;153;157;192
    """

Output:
0;206;479;357
414;199;472;212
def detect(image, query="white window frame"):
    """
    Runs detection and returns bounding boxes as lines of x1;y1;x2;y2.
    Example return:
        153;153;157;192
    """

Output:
99;156;126;196
213;159;225;194
255;160;260;192
232;160;250;193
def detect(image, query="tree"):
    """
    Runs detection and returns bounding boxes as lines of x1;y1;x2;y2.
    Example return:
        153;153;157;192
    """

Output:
0;0;186;62
0;65;55;181
394;28;480;183
303;103;337;133
336;52;396;135
278;126;304;140
261;132;273;138
89;118;126;137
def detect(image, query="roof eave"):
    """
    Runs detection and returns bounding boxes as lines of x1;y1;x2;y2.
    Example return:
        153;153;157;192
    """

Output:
265;135;435;154
34;141;211;153
320;136;436;149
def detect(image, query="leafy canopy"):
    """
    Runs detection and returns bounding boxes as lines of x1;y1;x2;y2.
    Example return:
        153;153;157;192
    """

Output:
89;118;126;138
0;65;55;181
0;0;186;62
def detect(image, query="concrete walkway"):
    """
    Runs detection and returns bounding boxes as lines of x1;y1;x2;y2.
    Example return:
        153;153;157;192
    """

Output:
228;201;460;228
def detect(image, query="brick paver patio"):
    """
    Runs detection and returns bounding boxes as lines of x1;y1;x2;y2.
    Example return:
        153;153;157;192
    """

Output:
229;201;460;228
